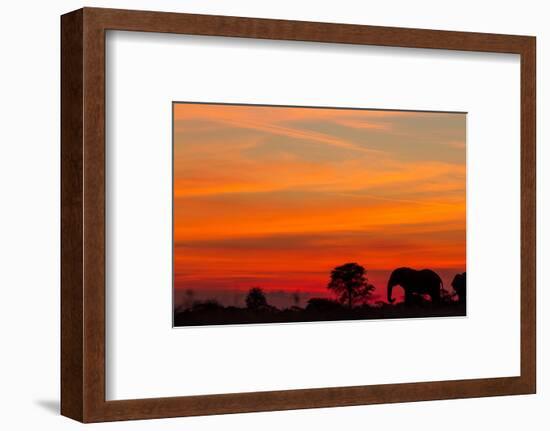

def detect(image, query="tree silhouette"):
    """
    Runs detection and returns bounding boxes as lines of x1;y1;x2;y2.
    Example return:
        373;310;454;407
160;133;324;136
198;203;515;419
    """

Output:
245;287;268;310
327;263;375;309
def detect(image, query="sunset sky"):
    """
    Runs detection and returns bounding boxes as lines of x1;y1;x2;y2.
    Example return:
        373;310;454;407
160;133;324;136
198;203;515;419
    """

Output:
173;103;466;307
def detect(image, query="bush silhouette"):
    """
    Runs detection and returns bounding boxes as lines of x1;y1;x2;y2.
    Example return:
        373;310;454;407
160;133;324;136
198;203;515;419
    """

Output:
245;287;268;310
191;299;222;312
306;297;344;312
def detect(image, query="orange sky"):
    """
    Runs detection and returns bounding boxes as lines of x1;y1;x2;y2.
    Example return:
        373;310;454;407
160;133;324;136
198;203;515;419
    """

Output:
173;103;466;306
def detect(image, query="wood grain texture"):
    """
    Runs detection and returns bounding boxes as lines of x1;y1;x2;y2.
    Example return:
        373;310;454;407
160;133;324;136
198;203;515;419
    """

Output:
60;7;537;423
520;37;536;394
60;9;84;422
82;8;107;423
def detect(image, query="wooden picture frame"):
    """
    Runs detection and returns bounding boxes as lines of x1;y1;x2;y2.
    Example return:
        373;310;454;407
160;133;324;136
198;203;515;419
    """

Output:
61;7;536;423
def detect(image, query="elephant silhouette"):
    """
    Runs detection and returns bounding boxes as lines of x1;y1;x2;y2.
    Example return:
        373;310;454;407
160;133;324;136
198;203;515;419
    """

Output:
451;272;467;304
387;267;442;305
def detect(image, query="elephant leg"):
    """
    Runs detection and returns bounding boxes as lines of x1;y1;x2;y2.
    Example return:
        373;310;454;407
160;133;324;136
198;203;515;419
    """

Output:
458;289;466;304
404;289;414;305
431;286;441;305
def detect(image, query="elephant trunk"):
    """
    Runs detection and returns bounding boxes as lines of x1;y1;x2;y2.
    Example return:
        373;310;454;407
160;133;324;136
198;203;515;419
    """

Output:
387;281;396;303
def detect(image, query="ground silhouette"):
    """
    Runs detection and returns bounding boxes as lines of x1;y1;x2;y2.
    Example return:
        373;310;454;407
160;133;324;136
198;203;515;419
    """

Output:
174;264;466;327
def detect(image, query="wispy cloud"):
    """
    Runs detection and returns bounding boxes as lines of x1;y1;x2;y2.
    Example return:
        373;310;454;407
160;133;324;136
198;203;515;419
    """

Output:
173;103;466;295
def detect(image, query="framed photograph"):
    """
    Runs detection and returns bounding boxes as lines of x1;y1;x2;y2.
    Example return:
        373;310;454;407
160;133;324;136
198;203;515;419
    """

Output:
171;102;468;326
61;7;536;422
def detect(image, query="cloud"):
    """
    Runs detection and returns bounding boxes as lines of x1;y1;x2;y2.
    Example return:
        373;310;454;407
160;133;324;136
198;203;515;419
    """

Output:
174;157;465;199
175;108;388;156
446;140;466;149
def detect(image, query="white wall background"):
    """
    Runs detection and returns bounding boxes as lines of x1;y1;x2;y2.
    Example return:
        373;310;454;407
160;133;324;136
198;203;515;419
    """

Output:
0;0;546;429
106;32;521;400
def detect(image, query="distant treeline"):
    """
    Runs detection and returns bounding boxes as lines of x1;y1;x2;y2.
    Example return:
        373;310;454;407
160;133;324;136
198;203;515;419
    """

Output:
174;263;466;327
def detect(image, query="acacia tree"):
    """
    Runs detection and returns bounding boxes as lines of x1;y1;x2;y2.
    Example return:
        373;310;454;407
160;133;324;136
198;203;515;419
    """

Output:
245;287;268;310
327;263;375;309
